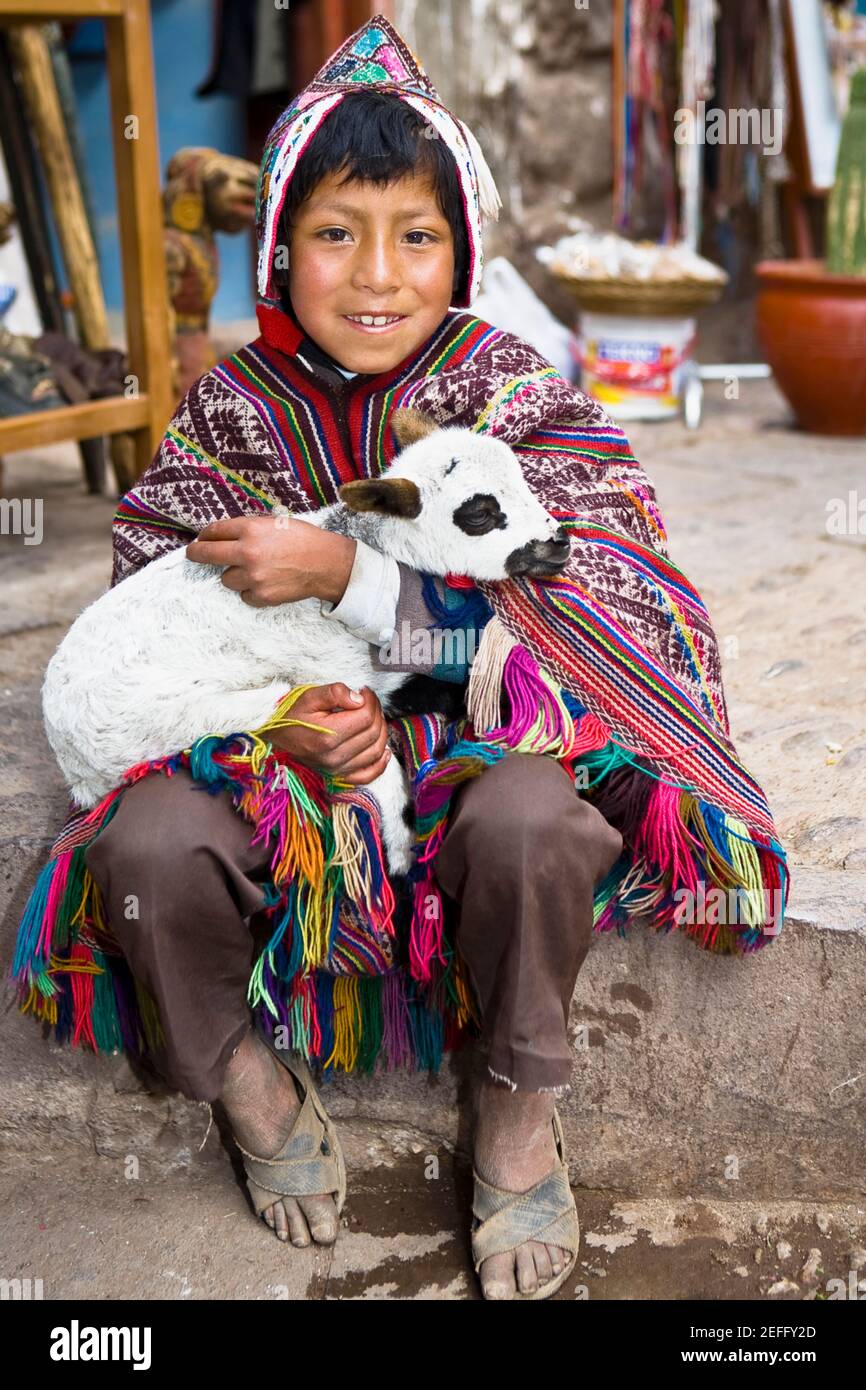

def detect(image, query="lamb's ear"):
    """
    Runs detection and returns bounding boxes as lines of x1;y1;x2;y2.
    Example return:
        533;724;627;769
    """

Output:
390;407;438;450
339;477;422;518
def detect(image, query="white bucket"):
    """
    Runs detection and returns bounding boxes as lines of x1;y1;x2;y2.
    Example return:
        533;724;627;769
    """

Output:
576;312;697;421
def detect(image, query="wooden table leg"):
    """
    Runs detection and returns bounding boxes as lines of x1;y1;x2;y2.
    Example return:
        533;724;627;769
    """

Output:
105;0;173;480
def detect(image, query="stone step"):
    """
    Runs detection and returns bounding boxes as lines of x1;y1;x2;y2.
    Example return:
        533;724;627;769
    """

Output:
3;829;865;1198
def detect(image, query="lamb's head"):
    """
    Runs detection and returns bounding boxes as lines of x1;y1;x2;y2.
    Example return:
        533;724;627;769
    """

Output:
338;408;570;582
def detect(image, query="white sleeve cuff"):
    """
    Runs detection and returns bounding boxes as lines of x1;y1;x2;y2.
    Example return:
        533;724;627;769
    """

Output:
320;538;401;645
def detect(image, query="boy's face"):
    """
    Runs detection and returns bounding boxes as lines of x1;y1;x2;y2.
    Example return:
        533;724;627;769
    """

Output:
285;167;456;375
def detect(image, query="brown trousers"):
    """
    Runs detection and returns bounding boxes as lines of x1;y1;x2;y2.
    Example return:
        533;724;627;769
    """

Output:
84;752;623;1102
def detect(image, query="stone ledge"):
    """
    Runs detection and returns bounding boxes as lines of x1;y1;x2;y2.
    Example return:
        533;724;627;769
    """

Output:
1;855;864;1195
784;866;866;932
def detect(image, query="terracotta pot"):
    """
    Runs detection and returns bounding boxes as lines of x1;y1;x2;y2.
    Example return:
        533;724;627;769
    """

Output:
755;259;866;436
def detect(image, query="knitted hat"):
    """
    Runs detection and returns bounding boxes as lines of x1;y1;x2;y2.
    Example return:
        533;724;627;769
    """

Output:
254;13;501;310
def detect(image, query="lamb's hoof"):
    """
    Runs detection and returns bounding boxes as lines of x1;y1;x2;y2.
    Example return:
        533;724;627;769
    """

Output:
386;842;414;878
384;817;415;876
389;873;414;932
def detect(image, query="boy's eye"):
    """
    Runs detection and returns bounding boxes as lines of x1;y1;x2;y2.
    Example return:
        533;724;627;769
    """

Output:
315;228;437;245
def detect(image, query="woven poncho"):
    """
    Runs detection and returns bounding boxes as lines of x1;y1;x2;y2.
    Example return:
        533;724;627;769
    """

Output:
11;14;788;1081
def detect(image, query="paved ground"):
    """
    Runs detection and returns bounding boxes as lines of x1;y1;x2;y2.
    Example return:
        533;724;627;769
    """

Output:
1;374;864;1300
628;381;866;875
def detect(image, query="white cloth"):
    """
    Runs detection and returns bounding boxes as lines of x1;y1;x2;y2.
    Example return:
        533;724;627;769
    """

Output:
320;537;401;645
320;362;397;641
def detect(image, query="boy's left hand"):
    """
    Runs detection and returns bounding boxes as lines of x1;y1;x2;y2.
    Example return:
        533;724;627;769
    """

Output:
186;515;356;607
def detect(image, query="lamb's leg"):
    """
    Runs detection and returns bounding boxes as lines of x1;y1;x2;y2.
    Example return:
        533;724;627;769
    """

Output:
45;681;301;811
362;753;415;877
226;698;414;873
204;690;415;875
178;688;417;876
191;684;309;742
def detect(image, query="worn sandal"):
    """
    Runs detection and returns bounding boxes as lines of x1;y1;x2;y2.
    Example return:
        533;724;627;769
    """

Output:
470;1107;580;1300
234;1031;347;1224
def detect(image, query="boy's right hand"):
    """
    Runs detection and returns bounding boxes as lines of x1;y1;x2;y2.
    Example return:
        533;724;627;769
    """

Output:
267;682;392;786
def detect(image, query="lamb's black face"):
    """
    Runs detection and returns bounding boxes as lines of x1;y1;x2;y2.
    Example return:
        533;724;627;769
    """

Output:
452;493;570;576
505;526;571;577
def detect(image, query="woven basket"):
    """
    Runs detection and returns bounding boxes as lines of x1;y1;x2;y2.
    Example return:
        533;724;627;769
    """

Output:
552;273;725;317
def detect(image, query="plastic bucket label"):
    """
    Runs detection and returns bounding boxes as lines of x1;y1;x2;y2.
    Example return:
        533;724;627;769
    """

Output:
577;312;696;420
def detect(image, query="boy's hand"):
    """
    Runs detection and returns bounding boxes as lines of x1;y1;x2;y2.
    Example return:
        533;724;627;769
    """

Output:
268;683;391;785
186;515;356;607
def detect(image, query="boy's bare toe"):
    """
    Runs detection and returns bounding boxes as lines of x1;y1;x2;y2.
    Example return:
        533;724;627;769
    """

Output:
298;1194;339;1244
478;1240;569;1299
261;1191;337;1247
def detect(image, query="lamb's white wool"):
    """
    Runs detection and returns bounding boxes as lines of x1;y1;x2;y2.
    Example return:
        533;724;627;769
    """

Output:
42;411;568;875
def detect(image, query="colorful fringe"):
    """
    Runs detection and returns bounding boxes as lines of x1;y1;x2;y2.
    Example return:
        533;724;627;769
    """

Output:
10;687;481;1080
405;616;789;972
11;625;789;1082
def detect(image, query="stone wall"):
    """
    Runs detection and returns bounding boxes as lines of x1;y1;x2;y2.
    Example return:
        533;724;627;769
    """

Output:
395;0;615;331
395;0;764;360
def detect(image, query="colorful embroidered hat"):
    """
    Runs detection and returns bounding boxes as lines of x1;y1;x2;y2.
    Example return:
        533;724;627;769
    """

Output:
254;13;501;310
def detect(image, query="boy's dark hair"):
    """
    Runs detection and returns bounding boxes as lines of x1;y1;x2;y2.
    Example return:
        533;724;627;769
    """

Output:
272;88;469;309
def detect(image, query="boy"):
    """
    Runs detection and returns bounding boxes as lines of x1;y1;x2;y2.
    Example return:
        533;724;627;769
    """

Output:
17;15;786;1303
88;21;621;1299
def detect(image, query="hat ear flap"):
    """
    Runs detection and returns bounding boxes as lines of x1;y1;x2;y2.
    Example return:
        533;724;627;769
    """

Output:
457;119;502;222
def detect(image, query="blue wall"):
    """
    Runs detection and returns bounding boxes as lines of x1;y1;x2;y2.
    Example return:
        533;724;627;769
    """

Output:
69;0;255;322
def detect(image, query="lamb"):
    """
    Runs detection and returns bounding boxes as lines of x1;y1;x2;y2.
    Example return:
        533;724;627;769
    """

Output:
42;408;570;875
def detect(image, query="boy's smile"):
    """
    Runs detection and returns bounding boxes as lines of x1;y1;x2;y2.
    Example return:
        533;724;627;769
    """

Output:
285;167;456;376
